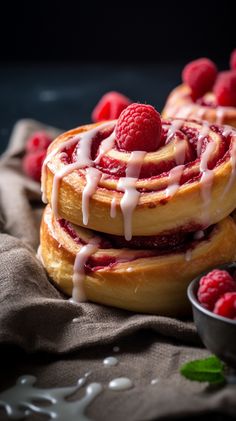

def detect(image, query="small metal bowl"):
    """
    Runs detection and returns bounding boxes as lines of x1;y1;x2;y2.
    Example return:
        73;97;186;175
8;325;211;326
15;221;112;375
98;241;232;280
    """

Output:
188;262;236;367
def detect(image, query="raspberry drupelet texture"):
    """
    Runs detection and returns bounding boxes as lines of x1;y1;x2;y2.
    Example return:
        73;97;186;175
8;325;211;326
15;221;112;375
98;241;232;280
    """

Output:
26;131;52;153
92;91;131;123
23;150;47;182
214;292;236;320
213;70;236;107
182;58;217;100
115;103;162;152
197;269;236;311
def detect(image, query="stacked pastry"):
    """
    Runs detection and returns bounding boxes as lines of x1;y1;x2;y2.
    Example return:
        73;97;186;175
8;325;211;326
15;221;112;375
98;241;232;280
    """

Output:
163;54;236;127
40;102;236;316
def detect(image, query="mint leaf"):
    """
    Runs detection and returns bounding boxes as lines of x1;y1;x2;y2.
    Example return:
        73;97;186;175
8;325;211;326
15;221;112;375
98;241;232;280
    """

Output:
180;356;225;384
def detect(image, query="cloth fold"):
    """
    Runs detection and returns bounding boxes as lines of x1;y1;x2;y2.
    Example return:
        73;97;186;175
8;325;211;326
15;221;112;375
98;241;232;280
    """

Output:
0;120;235;421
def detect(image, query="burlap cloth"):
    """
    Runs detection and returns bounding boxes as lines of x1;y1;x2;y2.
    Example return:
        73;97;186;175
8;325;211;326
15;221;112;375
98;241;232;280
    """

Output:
0;120;235;421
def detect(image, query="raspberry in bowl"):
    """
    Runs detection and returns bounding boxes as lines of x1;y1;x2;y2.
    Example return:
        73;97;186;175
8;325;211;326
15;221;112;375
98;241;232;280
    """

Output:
188;263;236;367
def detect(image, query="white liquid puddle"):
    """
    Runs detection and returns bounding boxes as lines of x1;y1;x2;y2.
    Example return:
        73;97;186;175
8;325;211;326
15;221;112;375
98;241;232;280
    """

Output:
150;378;159;385
108;378;133;391
0;375;102;421
103;357;118;367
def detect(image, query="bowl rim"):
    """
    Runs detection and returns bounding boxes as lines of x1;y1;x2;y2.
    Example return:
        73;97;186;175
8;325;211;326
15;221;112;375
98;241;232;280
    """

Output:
187;262;236;326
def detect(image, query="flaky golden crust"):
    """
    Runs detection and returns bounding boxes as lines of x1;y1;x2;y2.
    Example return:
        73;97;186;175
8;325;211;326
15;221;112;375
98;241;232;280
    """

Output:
162;84;236;127
42;120;236;237
40;205;236;316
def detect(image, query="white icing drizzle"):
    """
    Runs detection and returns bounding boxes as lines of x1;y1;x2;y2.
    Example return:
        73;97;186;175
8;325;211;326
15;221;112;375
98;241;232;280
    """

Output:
199;141;216;223
175;104;196;119
47;121;114;216
118;151;146;241
185;249;192;262
174;140;186;165
222;125;233;138
197;122;210;157
82;168;102;225
110;198;117;218
41;136;79;203
108;377;133;391
0;375;102;421
94;130;116;164
126;267;133;272
166;119;183;143
72;240;99;302
193;230;205;240
165;165;184;197
223;136;236;195
216;107;225;124
103;357;118;367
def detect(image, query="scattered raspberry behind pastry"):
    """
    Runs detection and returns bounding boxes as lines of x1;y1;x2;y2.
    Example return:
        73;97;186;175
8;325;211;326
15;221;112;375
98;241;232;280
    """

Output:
23;131;53;182
26;131;52;153
213;292;236;320
23;149;46;182
182;58;218;100
92;91;131;122
230;49;236;70
197;269;236;311
213;70;236;107
115;103;162;152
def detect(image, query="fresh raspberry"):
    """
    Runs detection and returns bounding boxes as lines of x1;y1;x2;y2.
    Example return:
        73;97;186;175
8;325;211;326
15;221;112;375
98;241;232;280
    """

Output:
115;103;162;152
22;150;46;182
230;49;236;70
92;91;131;123
197;269;236;311
213;70;236;107
214;292;236;320
26;131;52;153
182;58;217;100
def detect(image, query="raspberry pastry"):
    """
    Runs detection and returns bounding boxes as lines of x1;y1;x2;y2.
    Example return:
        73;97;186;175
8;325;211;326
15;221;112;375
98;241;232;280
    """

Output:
162;55;236;128
40;205;236;315
40;103;236;315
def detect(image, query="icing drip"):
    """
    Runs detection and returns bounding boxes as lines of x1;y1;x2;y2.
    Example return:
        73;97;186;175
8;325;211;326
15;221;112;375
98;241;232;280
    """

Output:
197;122;210;157
165;165;184;197
118;151;146;241
216;107;225;124
72;240;99;302
175;104;196;119
194;230;205;240
166;119;183;143
82;168;102;225
48;121;115;217
196;107;206;119
108;377;133;391
185;249;192;262
223;136;236;195
222;125;233;137
103;357;118;367
200;142;216;224
94;130;116;164
0;375;102;421
41;136;79;203
110;198;117;218
174;140;186;165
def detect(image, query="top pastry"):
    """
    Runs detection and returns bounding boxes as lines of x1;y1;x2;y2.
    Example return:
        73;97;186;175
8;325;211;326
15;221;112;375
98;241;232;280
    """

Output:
162;52;236;127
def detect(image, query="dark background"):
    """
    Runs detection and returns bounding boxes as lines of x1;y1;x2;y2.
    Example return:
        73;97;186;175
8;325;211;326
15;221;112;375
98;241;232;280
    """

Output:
0;1;235;152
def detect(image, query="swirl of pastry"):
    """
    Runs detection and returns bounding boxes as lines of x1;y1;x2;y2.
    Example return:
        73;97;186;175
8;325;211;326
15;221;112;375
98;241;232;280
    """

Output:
162;84;236;127
40;205;236;316
41;116;236;240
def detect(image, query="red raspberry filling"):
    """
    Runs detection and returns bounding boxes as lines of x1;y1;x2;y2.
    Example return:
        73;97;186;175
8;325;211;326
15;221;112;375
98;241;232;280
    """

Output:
115;103;162;152
92;91;131;123
214;292;236;320
197;269;236;311
213;70;236;107
182;58;217;101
